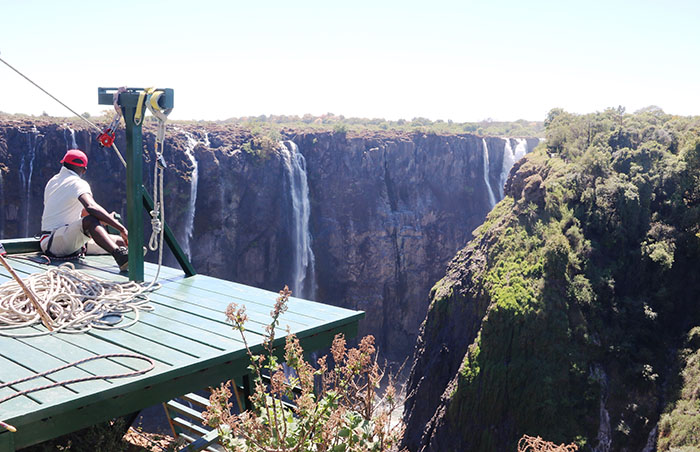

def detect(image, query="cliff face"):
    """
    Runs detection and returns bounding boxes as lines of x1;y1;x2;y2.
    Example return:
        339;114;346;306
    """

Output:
0;117;535;361
402;109;700;452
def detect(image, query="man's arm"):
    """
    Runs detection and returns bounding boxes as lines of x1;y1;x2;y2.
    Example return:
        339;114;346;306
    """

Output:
78;193;129;245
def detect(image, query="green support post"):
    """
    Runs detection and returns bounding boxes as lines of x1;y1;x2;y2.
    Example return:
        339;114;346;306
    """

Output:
98;87;195;281
122;103;145;282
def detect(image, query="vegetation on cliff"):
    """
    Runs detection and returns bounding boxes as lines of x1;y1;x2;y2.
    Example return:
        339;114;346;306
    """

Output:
406;107;700;451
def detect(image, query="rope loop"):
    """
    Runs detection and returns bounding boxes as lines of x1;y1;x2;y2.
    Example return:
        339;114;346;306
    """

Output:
0;262;154;337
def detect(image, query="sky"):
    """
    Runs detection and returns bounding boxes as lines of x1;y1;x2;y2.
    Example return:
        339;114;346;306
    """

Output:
1;0;699;122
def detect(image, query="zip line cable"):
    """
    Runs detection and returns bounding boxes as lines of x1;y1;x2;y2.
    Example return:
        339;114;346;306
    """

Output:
0;52;127;167
0;52;171;288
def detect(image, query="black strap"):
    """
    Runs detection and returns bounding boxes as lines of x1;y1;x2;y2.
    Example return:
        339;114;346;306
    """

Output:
45;233;56;256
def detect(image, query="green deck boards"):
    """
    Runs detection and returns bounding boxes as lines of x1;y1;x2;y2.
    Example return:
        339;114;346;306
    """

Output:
0;254;364;451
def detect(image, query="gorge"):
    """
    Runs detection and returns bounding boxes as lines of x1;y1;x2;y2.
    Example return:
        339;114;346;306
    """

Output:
0;117;536;363
2;110;698;452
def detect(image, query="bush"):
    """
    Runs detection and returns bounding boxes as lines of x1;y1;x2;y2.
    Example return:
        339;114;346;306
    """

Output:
203;287;405;451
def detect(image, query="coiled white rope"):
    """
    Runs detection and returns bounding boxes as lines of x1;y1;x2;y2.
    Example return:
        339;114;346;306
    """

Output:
0;262;154;337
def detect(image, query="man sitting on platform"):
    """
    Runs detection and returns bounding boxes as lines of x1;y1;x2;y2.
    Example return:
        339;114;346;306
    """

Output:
40;149;130;271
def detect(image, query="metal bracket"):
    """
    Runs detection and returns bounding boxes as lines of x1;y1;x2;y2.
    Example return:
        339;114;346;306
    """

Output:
98;87;195;281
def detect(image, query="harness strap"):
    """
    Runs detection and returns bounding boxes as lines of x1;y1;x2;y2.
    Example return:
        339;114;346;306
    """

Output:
39;231;56;256
38;231;85;260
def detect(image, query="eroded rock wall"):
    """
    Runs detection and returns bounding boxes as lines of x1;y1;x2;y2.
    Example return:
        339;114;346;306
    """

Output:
0;118;531;361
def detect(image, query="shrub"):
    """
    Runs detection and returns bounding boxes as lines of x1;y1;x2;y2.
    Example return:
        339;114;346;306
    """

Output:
203;287;405;451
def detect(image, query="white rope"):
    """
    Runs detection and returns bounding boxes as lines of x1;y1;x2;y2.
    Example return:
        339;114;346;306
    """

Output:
147;157;165;288
146;95;170;288
0;262;154;337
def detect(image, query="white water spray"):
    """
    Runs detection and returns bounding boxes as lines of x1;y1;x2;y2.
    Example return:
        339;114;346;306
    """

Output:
482;139;497;209
179;130;205;261
19;128;39;237
280;141;316;299
513;138;528;160
63;125;77;149
498;138;530;199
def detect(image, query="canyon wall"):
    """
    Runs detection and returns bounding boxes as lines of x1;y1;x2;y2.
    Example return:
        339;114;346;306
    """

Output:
0;117;537;360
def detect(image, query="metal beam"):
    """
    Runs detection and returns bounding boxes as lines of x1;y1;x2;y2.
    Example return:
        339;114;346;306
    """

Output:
122;101;145;282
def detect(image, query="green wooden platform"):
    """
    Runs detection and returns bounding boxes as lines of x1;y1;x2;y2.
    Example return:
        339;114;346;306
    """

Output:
0;253;364;451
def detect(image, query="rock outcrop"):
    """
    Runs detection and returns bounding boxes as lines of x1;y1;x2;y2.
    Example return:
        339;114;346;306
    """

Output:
401;109;700;452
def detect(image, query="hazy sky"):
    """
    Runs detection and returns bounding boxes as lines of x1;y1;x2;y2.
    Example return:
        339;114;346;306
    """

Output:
1;0;698;122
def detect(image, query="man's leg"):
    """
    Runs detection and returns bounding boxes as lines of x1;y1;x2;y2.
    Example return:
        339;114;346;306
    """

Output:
82;215;119;254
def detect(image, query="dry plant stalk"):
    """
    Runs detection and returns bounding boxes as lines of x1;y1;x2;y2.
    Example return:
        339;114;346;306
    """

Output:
518;434;578;452
203;286;405;452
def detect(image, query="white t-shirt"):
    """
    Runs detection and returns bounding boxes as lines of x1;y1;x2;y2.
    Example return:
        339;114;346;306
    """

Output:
41;166;92;231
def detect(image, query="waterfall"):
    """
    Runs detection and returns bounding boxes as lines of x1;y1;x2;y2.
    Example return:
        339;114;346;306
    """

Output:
498;138;530;199
19;128;40;237
63;125;78;149
513;138;528;160
280;140;316;299
591;365;612;452
641;424;658;452
482;139;497;209
498;139;514;200
179;130;204;261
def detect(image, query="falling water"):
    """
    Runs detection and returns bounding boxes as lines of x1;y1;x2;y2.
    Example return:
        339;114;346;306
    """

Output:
280;140;316;299
498;138;530;199
180;130;205;260
482;139;497;209
63;125;78;149
591;365;612;452
498;139;515;200
513;138;528;160
19;128;40;237
641;424;658;452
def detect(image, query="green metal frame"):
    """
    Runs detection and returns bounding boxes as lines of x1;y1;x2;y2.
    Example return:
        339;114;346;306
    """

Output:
98;87;195;281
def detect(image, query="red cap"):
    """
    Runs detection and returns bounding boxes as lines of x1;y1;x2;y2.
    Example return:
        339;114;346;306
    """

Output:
60;149;88;168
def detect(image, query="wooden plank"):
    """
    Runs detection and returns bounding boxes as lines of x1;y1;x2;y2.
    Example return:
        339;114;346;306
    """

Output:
6;257;325;342
0;252;364;451
2;256;362;361
0;259;241;355
15;334;138;383
4;315;359;449
92;256;340;324
87;328;202;367
81;255;356;320
0;355;74;411
5;257;309;333
178;430;219;452
0;340;111;398
0;384;39;417
167;400;205;423
149;285;312;332
180;392;210;410
8;256;357;331
172;415;211;437
7;352;253;450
